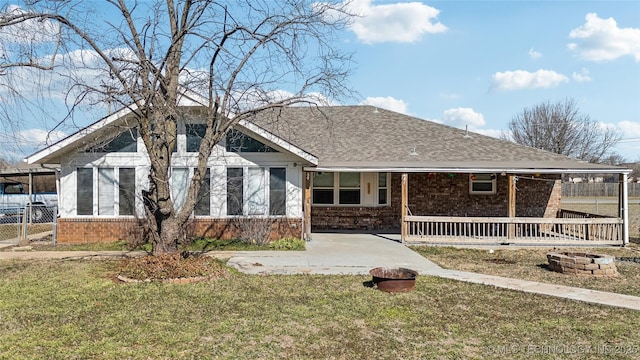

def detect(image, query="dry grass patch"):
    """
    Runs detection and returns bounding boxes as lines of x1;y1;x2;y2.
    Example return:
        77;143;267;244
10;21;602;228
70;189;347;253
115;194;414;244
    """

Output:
117;253;229;281
1;260;640;358
411;245;640;296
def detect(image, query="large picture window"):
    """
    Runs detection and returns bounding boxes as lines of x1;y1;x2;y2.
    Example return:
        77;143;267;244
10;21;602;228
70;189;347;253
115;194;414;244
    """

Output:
226;167;286;216
226;130;278;153
312;172;388;206
77;167;136;216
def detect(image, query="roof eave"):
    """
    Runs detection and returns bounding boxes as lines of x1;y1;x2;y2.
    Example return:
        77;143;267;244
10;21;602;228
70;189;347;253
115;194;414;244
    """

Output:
304;166;632;175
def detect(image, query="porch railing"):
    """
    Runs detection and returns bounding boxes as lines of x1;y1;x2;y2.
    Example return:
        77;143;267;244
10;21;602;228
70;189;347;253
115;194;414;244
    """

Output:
404;215;623;244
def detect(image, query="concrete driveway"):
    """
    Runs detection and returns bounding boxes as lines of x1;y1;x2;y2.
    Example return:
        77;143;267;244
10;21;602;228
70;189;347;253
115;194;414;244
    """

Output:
226;232;441;275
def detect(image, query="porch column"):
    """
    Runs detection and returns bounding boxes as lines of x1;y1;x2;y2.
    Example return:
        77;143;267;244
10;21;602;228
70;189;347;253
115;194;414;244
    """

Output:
620;173;629;246
401;173;408;243
303;171;312;241
508;175;516;240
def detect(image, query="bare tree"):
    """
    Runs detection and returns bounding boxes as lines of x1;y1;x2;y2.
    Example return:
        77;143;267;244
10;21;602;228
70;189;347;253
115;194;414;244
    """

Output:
502;98;622;163
0;0;353;255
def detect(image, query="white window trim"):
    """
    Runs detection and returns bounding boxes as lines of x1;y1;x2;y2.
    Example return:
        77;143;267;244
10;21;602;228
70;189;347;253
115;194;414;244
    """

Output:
76;167;137;217
312;172;390;207
469;173;497;195
225;166;288;217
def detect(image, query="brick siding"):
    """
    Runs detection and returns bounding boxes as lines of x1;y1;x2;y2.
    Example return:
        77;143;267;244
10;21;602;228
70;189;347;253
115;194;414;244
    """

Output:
56;217;302;244
311;173;562;231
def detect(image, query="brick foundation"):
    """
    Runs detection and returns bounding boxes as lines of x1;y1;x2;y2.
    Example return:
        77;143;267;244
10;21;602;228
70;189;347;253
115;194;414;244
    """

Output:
312;173;562;232
56;218;302;244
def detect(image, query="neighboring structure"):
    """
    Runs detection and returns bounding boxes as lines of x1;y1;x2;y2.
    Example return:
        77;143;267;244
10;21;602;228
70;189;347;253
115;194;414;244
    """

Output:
26;101;632;245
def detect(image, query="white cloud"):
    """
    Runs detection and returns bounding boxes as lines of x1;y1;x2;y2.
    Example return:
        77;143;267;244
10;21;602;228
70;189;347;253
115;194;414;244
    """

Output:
617;120;640;138
16;129;66;147
360;96;409;114
568;13;640;62
491;69;569;91
528;48;542;59
474;128;506;139
344;0;447;44
572;67;592;82
442;107;485;128
0;5;60;44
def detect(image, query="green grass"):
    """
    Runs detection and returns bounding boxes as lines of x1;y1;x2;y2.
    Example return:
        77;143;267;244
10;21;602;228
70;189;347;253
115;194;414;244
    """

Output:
0;260;639;359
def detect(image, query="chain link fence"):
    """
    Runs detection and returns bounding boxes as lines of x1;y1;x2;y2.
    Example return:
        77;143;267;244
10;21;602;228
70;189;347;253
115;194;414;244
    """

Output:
0;205;57;244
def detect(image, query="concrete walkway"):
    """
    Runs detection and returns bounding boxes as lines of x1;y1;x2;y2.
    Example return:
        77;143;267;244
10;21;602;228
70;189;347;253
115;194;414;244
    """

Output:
1;232;639;311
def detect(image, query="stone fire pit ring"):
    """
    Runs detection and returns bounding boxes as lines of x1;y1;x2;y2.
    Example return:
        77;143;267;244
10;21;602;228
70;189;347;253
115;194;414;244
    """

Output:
546;252;618;277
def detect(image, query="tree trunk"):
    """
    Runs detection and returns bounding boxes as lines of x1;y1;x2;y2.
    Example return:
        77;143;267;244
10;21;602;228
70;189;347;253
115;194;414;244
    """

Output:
151;216;181;256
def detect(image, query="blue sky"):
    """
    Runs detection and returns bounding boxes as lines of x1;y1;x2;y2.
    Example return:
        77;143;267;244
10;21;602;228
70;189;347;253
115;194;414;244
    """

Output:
1;0;639;161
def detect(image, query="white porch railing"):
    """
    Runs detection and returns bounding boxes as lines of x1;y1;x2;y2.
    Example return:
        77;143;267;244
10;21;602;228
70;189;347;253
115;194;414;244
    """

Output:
404;215;623;245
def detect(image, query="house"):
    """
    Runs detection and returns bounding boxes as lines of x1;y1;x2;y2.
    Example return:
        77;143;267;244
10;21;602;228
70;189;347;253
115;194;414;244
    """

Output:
26;103;633;245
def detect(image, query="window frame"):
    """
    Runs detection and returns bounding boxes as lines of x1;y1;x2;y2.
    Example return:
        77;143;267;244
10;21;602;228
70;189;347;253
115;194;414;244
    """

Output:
76;167;137;216
469;173;497;195
312;172;389;207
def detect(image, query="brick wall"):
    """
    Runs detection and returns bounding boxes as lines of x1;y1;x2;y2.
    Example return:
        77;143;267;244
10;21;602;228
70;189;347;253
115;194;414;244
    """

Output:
56;217;302;244
311;172;562;231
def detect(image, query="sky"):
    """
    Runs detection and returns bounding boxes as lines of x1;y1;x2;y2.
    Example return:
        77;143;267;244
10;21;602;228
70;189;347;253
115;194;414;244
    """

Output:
1;0;639;162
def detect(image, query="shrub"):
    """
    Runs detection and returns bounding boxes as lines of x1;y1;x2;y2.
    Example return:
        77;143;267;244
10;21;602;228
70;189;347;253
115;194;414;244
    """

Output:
269;237;305;251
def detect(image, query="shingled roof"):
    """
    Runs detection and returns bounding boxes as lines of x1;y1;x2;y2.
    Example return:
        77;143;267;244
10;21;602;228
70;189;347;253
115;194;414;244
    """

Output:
249;105;629;174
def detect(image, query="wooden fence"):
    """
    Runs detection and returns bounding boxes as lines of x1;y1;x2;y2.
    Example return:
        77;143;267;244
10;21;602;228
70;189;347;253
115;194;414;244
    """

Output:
562;182;640;197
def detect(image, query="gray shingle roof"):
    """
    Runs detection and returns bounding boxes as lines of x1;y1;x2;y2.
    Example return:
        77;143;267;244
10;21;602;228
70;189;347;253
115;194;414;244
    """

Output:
250;105;627;173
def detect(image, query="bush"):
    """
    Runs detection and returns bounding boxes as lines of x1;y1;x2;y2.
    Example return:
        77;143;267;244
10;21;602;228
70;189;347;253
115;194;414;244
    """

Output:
268;237;305;251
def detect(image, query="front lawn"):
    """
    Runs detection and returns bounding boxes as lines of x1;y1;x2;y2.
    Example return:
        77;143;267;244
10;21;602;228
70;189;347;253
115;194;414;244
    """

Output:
411;245;640;297
0;260;639;359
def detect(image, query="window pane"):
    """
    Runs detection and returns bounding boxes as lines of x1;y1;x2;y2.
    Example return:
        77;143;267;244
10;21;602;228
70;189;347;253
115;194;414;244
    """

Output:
270;168;286;215
247;168;265;215
4;184;23;194
89;129;138;153
186;123;207;152
77;168;93;215
378;172;387;187
98;168;115;215
226;130;277;152
474;174;493;181
227;168;243;215
195;168;210;216
119;168;136;216
340;172;360;187
378;189;387;205
339;189;360;204
313;172;333;187
313;189;334;204
171;168;189;211
472;182;494;192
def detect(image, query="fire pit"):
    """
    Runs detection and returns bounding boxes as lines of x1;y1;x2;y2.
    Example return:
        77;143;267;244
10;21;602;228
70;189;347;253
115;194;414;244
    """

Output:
369;267;418;292
546;252;618;277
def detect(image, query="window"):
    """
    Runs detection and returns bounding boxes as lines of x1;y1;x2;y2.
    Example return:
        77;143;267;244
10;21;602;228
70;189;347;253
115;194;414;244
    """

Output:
77;167;136;215
226;167;286;216
312;172;334;204
170;168;189;211
226;130;278;153
227;168;244;215
339;173;360;204
77;168;93;215
119;168;136;215
98;168;115;215
87;129;138;153
4;183;23;194
186;123;207;153
247;168;266;215
470;173;496;194
194;169;211;216
269;168;286;215
378;172;388;205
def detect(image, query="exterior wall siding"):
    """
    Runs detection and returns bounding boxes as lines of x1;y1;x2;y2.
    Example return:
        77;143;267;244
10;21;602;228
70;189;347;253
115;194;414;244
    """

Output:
311;172;562;231
56;218;302;244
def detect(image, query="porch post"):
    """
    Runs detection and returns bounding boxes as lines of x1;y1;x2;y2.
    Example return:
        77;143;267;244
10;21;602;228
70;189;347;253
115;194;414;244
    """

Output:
303;171;312;241
621;173;629;246
401;173;408;243
508;175;516;240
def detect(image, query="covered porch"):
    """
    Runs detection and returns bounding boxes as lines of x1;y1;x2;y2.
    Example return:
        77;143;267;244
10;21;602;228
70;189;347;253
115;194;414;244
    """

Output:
302;167;631;247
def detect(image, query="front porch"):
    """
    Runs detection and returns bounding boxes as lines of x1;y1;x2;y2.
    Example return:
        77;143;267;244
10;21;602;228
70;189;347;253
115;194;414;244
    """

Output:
404;210;623;246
